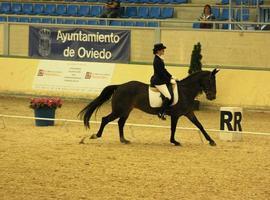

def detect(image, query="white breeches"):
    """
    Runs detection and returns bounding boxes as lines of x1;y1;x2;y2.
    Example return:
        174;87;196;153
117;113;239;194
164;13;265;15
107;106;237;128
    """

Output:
155;84;171;100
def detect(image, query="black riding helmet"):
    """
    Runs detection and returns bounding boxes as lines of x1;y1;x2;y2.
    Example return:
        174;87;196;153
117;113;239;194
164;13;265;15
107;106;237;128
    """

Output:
153;43;166;54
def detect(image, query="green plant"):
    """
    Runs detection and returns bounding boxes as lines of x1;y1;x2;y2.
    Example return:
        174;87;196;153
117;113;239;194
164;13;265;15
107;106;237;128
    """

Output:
189;42;202;74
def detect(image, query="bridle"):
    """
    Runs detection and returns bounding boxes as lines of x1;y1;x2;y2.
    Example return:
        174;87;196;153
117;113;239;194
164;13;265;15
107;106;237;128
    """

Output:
201;74;216;98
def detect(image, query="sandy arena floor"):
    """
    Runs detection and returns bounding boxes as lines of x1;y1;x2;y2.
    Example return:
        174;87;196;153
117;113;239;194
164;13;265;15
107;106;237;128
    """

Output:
0;96;269;200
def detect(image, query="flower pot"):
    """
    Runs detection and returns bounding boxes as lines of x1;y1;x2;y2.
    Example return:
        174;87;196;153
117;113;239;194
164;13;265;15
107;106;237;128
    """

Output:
34;107;56;126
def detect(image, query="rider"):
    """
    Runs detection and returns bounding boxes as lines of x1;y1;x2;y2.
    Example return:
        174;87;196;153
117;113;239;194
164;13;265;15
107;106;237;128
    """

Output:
150;43;177;120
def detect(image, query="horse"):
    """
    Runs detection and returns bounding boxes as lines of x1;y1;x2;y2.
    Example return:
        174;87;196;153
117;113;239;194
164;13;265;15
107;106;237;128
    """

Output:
79;68;219;146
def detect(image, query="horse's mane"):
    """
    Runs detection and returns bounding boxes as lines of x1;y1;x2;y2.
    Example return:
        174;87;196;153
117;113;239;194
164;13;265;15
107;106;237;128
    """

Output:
179;70;211;85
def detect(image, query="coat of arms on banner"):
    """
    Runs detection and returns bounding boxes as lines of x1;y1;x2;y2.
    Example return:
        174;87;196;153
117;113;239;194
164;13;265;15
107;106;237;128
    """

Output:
38;28;52;57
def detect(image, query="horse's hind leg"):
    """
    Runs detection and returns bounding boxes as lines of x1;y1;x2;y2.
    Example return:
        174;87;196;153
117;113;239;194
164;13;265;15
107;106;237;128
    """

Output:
170;116;181;146
118;117;130;144
90;112;118;139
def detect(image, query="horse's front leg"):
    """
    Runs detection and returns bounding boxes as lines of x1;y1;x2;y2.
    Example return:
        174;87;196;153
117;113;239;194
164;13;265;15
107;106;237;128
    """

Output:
185;111;216;146
170;116;181;146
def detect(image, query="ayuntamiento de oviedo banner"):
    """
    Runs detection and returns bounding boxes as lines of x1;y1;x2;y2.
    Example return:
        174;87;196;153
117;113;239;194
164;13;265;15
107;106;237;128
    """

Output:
29;27;131;63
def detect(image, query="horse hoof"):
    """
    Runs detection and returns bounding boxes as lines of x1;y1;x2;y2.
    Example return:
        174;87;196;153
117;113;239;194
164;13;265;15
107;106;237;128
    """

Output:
79;140;85;144
209;141;216;146
171;140;181;146
120;139;130;144
90;134;98;139
174;142;181;146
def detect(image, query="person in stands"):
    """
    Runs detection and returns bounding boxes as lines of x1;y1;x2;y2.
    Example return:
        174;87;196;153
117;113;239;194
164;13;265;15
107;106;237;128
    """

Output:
100;0;121;18
199;4;215;29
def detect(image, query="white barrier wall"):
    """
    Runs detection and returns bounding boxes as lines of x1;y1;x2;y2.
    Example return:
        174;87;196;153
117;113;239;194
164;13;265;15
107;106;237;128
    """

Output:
0;57;270;109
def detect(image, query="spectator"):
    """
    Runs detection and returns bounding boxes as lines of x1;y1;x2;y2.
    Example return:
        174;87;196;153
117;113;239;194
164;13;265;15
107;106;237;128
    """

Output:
199;4;215;29
100;0;121;18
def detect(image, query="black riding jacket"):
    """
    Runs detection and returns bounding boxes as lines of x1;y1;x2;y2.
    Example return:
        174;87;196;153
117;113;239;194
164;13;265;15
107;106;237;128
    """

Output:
150;55;172;86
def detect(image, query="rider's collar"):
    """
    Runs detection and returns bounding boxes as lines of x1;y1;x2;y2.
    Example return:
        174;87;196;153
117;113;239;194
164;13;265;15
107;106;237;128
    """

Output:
156;54;164;60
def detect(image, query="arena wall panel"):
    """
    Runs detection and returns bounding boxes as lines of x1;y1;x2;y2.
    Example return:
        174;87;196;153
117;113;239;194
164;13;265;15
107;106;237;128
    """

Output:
162;29;270;68
0;57;270;109
131;29;155;63
4;24;270;69
9;24;29;56
0;24;4;55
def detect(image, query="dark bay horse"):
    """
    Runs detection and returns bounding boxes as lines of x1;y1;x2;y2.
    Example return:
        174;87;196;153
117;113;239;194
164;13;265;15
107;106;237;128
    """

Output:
79;69;219;146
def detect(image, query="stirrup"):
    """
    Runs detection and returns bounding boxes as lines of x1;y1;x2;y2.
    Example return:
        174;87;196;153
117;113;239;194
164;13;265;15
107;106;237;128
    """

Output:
158;112;166;120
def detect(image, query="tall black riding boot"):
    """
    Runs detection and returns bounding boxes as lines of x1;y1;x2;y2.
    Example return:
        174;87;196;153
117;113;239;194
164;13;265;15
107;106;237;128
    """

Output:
158;98;170;120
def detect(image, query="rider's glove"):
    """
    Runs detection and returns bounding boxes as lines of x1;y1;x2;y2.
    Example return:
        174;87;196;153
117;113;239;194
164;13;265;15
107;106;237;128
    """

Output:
172;76;180;81
170;78;176;84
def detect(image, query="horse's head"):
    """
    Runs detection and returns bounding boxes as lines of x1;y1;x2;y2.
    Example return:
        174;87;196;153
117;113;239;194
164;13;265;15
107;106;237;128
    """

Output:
200;68;219;100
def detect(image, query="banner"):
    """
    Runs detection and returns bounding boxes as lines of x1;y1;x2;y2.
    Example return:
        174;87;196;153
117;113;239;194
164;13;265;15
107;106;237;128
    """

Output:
33;60;115;94
29;27;130;63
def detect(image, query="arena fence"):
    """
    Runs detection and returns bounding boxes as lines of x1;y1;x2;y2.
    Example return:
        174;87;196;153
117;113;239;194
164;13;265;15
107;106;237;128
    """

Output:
1;114;269;137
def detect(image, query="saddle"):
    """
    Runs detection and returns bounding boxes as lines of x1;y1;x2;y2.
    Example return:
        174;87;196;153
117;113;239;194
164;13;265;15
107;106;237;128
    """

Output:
148;84;179;108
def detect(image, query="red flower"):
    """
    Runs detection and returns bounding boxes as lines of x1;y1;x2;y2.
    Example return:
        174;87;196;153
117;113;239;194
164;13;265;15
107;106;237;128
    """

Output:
30;97;63;109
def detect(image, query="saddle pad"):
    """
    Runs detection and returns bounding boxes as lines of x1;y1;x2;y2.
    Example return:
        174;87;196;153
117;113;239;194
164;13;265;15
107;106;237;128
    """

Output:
148;84;179;108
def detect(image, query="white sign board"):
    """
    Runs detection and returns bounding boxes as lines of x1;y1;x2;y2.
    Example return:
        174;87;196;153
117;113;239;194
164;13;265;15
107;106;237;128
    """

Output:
219;107;243;141
33;60;115;94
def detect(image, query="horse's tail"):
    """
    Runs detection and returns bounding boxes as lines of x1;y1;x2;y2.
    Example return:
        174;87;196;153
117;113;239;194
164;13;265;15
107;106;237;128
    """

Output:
78;85;119;129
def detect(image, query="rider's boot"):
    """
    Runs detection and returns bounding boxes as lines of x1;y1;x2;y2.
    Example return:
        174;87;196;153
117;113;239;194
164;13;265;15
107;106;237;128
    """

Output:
158;97;170;120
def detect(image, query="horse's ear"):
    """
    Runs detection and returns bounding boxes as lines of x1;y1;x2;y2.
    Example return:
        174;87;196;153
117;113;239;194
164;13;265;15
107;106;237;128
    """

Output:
212;68;220;76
